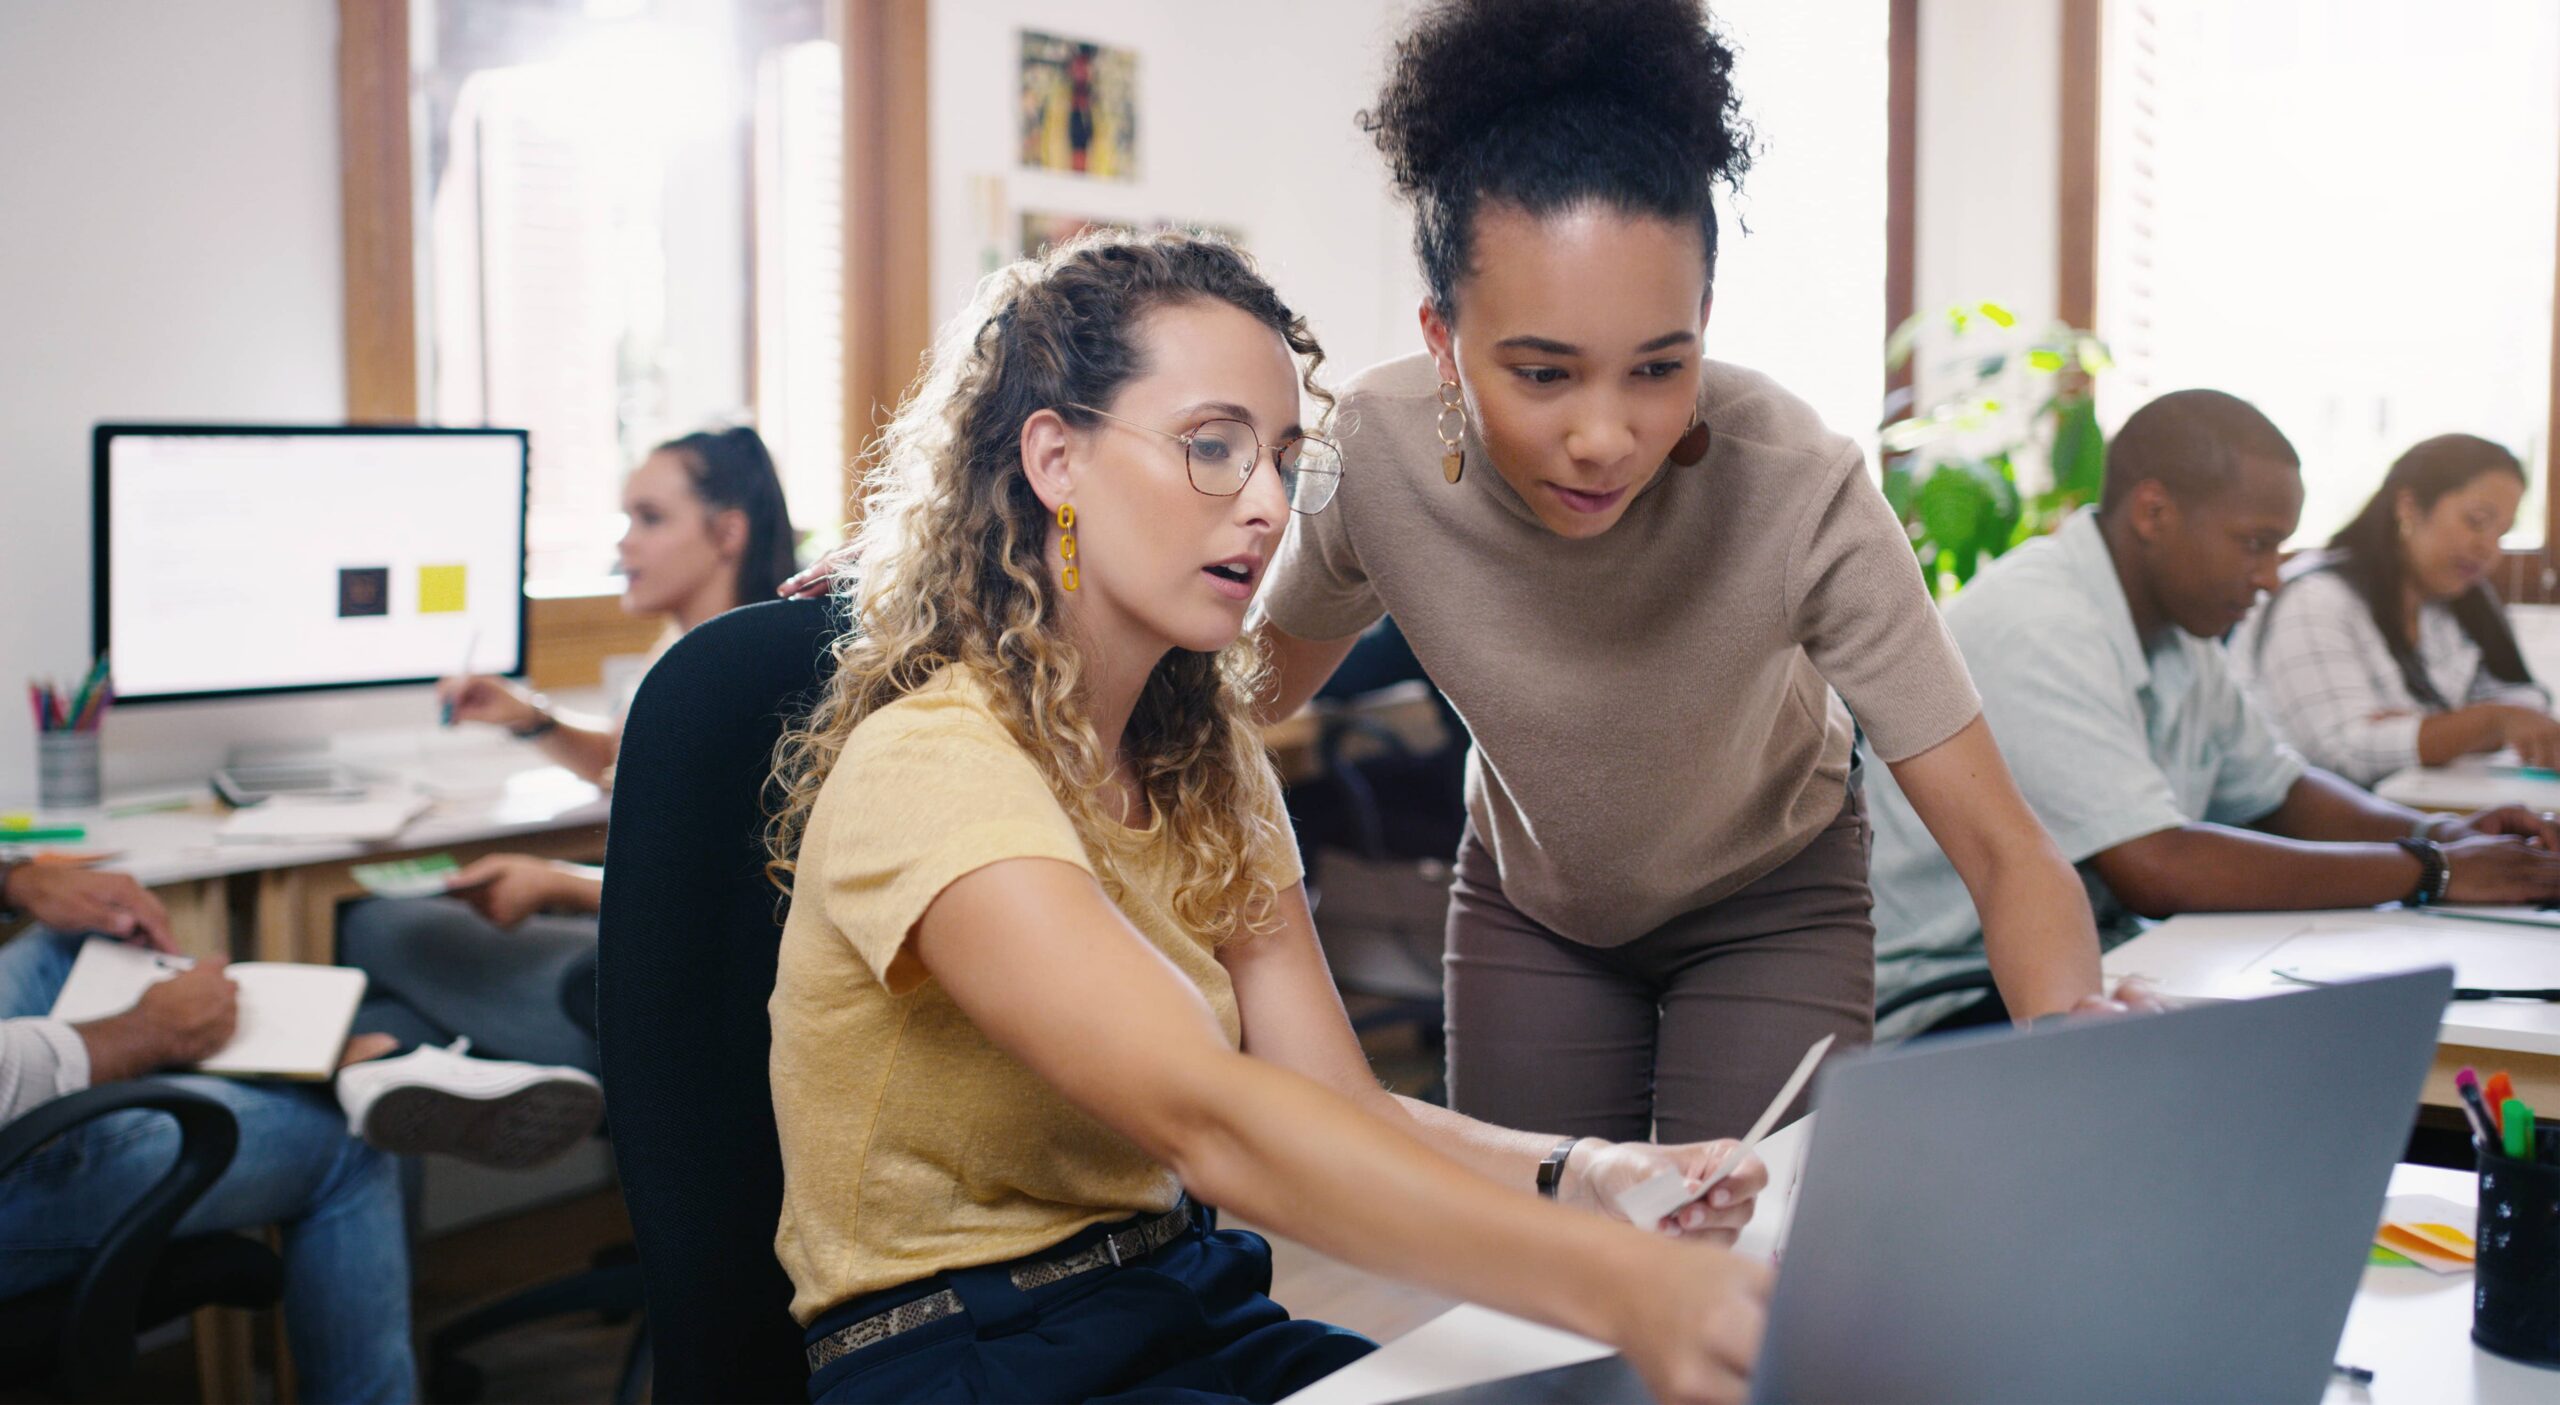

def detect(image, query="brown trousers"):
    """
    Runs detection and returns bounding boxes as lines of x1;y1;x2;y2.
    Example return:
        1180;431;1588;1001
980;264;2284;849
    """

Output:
1441;790;1876;1145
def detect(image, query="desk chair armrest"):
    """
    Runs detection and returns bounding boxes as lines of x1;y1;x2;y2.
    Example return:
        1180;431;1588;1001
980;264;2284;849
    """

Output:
0;1083;242;1392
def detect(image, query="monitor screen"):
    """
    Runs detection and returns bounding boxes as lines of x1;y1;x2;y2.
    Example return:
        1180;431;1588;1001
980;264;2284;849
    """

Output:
95;425;530;703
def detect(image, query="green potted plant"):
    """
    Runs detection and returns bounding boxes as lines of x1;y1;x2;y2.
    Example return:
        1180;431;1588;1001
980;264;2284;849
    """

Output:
1880;302;2112;597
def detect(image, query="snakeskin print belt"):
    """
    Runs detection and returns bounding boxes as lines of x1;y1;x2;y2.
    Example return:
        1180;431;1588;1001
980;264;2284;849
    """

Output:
805;1202;1193;1375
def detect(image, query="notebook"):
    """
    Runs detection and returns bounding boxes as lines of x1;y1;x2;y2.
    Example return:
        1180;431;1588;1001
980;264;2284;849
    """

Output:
48;938;367;1080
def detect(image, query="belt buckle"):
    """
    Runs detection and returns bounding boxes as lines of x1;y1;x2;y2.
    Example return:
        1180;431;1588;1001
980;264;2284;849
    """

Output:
1106;1233;1125;1268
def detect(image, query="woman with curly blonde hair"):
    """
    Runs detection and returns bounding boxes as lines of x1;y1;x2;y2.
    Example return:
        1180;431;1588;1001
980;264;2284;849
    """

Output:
763;230;1773;1405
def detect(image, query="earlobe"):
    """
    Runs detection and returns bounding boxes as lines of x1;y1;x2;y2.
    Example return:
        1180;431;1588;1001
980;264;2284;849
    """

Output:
1417;299;1458;382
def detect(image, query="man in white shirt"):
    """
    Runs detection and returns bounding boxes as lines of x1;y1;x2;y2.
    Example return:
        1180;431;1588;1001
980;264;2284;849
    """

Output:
1867;390;2560;1037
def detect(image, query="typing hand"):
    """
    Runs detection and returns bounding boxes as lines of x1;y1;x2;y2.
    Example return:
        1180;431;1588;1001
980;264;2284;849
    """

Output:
1574;1138;1765;1243
2495;707;2560;771
2441;833;2560;904
2445;804;2560;851
4;865;177;953
776;541;860;599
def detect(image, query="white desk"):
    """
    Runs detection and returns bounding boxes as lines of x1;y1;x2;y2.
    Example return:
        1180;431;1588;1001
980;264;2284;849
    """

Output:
2105;908;2560;1112
4;727;607;963
1286;1119;2551;1404
2376;757;2560;814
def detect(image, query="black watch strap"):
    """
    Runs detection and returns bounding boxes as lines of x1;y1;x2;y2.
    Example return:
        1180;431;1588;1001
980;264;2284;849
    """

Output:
2395;837;2449;907
1536;1136;1581;1198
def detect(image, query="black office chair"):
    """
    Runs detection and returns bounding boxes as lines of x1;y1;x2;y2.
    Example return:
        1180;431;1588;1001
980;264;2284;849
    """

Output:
595;597;845;1403
0;1083;283;1397
1284;619;1468;1099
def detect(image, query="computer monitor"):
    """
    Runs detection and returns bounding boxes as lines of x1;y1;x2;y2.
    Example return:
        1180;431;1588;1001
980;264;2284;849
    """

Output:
94;424;530;704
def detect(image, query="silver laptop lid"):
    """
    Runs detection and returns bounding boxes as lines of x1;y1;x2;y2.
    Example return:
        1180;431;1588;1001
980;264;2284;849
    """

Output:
1754;967;2451;1404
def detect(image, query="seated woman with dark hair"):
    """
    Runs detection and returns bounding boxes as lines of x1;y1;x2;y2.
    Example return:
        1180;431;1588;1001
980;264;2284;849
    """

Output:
332;427;798;1163
2237;433;2559;785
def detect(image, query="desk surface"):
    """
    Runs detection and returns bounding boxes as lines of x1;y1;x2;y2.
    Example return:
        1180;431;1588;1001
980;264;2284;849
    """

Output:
2376;757;2560;814
1287;1119;2548;1405
12;729;606;889
2104;908;2560;1060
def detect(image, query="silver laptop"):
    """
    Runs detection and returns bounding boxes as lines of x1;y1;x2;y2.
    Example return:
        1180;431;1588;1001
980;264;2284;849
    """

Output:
1753;966;2450;1404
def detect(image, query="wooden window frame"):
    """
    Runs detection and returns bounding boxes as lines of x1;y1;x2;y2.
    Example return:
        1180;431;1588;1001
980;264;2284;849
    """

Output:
2059;0;2560;601
337;0;929;683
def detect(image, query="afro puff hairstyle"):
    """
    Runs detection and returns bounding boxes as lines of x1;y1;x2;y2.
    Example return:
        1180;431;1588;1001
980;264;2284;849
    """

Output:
1361;0;1753;320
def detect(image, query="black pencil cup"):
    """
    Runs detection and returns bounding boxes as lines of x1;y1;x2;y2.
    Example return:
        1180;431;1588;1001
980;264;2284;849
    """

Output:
2476;1125;2560;1369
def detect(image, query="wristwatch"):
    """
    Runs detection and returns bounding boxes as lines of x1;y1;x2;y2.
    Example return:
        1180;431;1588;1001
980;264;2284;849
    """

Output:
1536;1137;1582;1198
2394;837;2450;907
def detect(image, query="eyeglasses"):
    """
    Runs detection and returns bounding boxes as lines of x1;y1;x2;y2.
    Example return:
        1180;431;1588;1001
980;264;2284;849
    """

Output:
1058;404;1341;515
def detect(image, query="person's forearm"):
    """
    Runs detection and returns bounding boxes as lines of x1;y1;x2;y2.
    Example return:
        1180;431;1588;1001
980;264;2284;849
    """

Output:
2418;706;2509;767
72;1010;171;1084
2253;769;2422;843
1163;1049;1654;1346
549;866;605;915
531;716;619;785
2099;826;2421;917
1968;844;2105;1022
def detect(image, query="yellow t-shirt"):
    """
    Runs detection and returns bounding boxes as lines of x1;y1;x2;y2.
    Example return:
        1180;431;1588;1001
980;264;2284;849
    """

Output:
768;666;1303;1324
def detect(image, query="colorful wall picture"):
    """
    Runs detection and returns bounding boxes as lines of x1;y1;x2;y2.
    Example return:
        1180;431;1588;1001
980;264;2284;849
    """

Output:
337;566;389;618
417;563;468;614
1019;31;1137;180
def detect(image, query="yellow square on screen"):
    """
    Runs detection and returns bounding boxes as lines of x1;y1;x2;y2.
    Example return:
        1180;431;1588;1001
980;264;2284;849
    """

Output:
418;564;468;614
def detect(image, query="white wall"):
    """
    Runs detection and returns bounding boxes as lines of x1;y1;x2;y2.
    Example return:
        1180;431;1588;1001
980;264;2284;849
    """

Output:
0;0;355;808
926;0;1427;386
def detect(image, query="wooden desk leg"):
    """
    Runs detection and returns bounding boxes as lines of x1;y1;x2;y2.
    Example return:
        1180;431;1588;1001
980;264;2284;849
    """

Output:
155;879;231;961
192;1306;256;1404
253;869;306;965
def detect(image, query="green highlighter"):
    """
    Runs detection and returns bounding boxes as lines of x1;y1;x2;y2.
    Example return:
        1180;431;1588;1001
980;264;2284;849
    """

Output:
2502;1098;2537;1162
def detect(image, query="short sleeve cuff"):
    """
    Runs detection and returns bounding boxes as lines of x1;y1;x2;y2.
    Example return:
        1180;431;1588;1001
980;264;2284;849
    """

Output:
843;822;1094;995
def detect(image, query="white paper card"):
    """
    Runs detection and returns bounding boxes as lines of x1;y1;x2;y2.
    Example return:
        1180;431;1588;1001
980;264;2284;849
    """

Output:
1613;1034;1835;1227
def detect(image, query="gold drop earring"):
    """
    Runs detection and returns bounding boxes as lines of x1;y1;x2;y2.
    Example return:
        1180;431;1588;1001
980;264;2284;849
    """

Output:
1057;502;1079;592
1437;378;1466;484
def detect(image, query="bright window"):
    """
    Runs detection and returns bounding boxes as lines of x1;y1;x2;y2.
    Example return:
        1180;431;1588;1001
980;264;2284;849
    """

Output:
417;0;844;592
2096;0;2560;547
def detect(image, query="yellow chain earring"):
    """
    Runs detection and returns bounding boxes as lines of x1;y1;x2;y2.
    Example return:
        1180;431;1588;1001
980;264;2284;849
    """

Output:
1436;378;1466;484
1057;502;1079;592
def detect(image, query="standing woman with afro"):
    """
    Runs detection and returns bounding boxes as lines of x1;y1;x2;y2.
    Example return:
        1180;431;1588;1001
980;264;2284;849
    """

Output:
1252;0;2150;1147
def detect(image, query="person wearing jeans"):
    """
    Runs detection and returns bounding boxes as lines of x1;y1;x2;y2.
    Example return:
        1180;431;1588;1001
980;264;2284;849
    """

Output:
0;866;415;1402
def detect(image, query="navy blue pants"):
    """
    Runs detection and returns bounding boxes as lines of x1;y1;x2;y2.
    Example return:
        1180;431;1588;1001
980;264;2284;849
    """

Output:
806;1207;1375;1403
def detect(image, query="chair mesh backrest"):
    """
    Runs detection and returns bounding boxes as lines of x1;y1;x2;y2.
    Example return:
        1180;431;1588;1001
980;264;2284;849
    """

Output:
597;597;844;1402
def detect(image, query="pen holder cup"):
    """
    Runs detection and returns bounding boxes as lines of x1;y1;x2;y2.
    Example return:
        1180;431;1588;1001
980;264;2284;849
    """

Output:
2476;1127;2560;1369
36;731;101;811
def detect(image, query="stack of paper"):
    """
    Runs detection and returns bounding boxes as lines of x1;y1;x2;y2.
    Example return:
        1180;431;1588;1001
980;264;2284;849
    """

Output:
2371;1194;2476;1274
215;791;428;844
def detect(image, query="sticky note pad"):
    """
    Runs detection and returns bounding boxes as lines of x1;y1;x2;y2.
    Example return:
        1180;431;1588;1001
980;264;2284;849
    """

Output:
418;564;468;615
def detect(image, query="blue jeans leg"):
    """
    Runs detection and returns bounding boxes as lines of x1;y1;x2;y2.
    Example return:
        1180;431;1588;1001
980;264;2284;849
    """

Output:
0;1073;417;1403
338;899;599;1073
0;926;83;1018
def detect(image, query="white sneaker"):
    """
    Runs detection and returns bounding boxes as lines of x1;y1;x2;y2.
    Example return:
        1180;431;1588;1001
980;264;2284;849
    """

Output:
336;1038;605;1170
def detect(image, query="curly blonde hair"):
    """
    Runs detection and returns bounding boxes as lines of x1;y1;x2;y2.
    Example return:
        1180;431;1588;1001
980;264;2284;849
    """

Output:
766;230;1332;944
